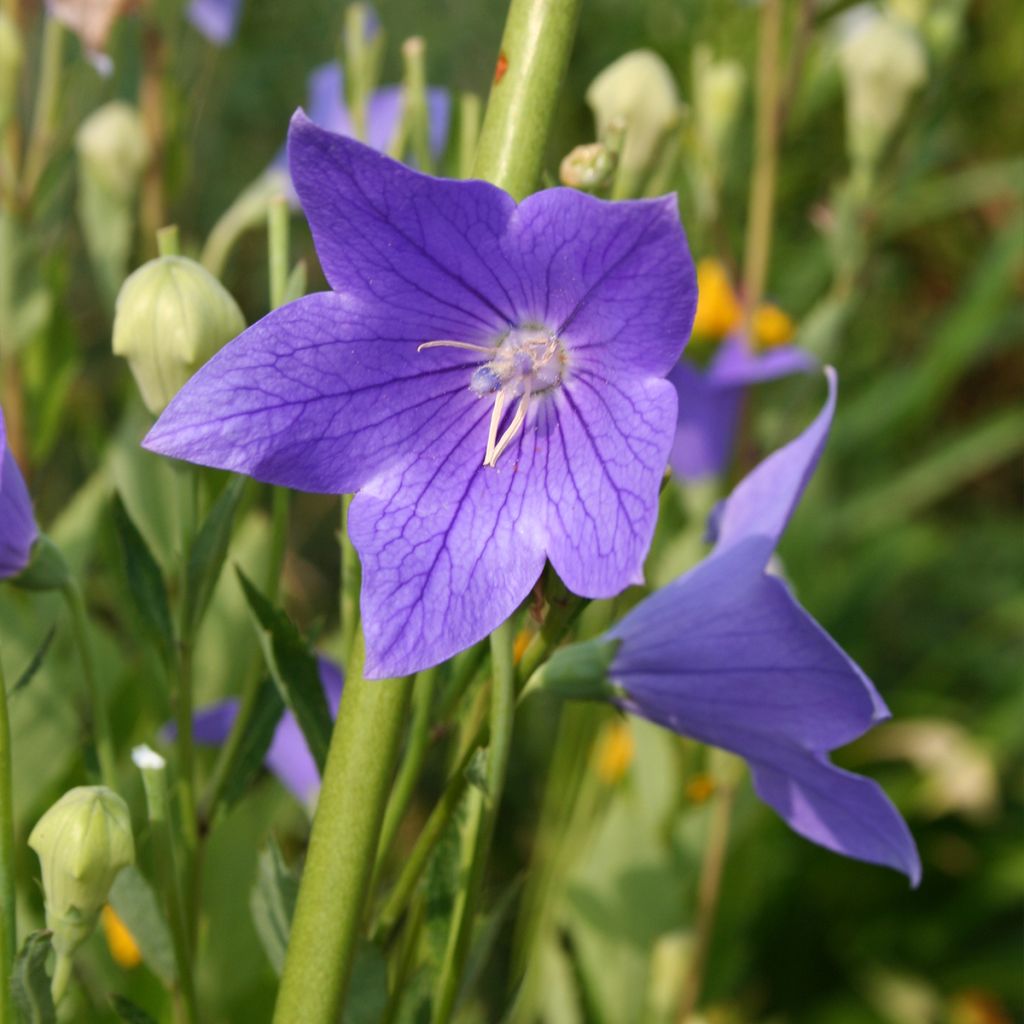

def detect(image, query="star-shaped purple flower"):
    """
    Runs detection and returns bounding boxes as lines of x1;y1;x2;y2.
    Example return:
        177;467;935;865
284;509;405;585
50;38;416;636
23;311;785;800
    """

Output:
144;113;697;678
189;657;343;805
0;406;38;580
187;0;244;45
669;334;815;480
605;370;920;882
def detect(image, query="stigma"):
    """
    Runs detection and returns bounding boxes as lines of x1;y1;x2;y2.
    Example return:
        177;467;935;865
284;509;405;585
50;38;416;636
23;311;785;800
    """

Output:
418;327;567;467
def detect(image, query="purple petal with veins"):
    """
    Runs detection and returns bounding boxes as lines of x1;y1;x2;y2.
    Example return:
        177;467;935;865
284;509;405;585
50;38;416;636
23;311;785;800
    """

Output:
145;113;696;677
0;406;38;580
606;372;919;882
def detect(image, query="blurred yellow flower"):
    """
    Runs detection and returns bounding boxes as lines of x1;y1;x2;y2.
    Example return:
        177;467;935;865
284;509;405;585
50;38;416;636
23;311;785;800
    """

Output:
686;773;716;803
513;628;532;665
692;259;741;341
595;720;634;784
102;904;142;970
752;302;796;349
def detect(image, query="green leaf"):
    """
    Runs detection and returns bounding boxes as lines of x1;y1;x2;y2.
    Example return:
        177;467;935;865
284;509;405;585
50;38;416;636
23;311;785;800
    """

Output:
109;994;158;1024
183;476;246;642
111;494;175;664
218;677;285;812
10;930;56;1024
343;942;389;1024
250;837;299;975
236;568;331;772
8;627;56;696
108;865;177;987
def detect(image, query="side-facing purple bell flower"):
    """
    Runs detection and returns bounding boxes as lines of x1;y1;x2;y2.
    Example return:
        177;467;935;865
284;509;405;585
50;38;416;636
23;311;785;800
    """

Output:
306;62;450;165
669;333;816;480
0;406;39;579
186;0;243;46
600;369;919;882
189;657;343;805
144;113;697;678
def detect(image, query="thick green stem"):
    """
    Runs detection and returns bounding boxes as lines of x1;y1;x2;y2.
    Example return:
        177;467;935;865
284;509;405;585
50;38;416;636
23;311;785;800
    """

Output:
272;633;412;1024
472;0;583;199
432;621;517;1023
61;581;117;788
0;659;15;1020
741;0;783;322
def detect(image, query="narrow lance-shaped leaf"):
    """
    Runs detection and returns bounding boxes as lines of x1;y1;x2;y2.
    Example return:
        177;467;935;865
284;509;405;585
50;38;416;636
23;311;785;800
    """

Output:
111;494;175;665
110;994;159;1024
9;627;56;696
236;568;331;772
217;677;286;813
250;837;299;976
182;475;246;642
108;866;177;987
9;931;56;1024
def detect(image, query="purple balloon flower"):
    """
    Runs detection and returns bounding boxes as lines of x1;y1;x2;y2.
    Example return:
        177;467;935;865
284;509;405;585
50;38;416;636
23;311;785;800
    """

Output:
186;0;244;45
606;369;920;883
144;113;697;678
190;657;343;804
669;334;815;480
0;406;38;580
306;62;451;165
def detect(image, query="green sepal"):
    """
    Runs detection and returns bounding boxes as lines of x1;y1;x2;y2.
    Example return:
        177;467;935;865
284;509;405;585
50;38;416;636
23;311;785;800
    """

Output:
522;637;621;703
11;536;70;592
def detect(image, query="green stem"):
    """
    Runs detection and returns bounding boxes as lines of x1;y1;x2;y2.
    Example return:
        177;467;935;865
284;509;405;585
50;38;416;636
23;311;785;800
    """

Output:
401;37;432;173
374;665;438;881
741;0;783;322
156;223;180;257
272;633;412;1024
19;16;62;207
267;196;289;310
0;658;15;1020
61;581;117;788
134;748;199;1024
339;494;360;670
458;93;482;180
472;0;583;198
432;620;516;1023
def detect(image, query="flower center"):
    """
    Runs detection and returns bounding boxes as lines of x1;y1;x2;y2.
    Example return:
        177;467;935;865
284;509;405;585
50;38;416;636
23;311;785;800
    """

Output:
418;327;567;467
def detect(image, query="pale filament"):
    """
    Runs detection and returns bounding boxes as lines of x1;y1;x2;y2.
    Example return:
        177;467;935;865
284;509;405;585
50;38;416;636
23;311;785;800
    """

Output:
486;385;531;467
417;340;495;355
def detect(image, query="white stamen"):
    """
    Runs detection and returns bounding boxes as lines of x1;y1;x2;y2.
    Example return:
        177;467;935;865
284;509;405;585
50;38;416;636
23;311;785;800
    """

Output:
417;340;495;355
486;385;532;467
484;389;507;466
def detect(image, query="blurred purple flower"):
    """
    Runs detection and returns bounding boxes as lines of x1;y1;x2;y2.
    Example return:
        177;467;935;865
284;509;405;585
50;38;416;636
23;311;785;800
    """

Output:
186;0;243;46
144;114;697;678
305;62;450;165
189;657;343;804
0;406;38;580
669;334;815;480
606;369;921;883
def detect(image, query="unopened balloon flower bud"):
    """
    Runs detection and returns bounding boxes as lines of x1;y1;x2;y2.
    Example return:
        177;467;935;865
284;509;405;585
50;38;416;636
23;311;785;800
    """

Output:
0;12;22;133
29;786;135;998
112;254;245;415
586;49;682;181
839;12;927;175
559;141;618;191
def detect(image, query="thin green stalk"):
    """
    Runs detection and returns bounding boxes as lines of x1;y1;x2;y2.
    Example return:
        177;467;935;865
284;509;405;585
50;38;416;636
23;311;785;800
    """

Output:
432;620;517;1023
268;196;289;310
401;37;432;173
19;16;62;206
60;581;117;788
272;633;412;1024
458;93;482;179
0;658;15;1021
741;0;783;322
134;748;199;1024
340;494;360;669
472;0;584;198
156;223;180;257
375;666;439;879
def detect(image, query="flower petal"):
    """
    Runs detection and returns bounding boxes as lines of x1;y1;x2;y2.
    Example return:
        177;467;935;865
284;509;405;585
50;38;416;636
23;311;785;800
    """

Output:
508;189;696;378
708;335;816;387
143;292;483;493
288;112;518;340
751;751;921;884
307;63;353;137
187;0;243;45
610;543;883;752
190;699;240;744
351;405;546;678
0;409;39;580
542;374;676;596
710;367;837;564
668;361;742;480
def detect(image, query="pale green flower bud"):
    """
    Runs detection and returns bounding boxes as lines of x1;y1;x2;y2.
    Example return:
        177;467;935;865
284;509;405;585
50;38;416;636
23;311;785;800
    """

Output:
112;254;245;415
559;141;618;191
29;786;135;999
839;12;928;175
586;50;682;181
693;46;746;165
0;12;23;133
76;101;150;302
